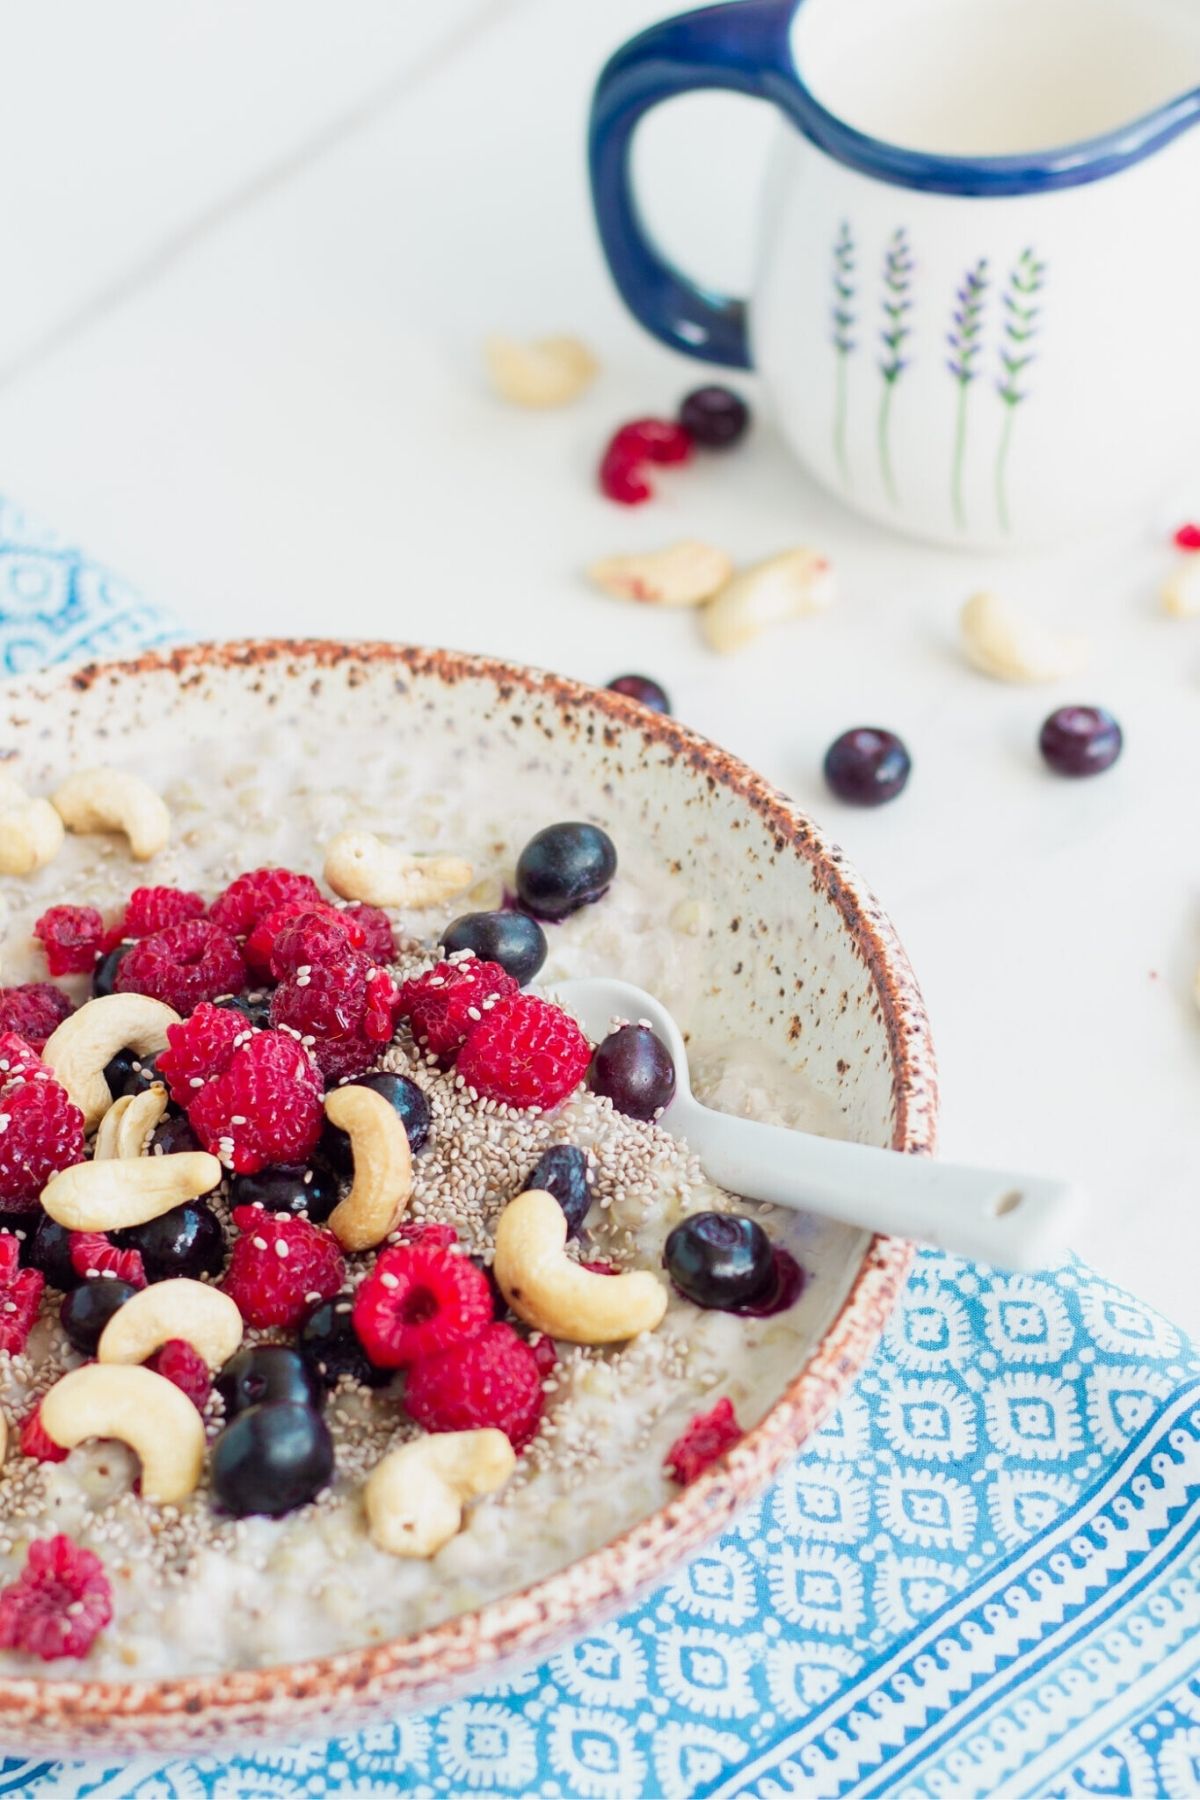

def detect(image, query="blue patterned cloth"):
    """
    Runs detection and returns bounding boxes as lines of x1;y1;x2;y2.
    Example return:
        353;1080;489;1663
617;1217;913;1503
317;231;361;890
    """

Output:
2;503;1198;1798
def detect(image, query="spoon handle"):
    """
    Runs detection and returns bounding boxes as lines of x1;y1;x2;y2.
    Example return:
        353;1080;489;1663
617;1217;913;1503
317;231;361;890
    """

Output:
681;1104;1081;1271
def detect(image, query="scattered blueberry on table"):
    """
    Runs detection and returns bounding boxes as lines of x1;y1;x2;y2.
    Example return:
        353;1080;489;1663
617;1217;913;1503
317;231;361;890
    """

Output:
607;673;671;714
1038;704;1123;777
824;726;912;806
678;384;750;448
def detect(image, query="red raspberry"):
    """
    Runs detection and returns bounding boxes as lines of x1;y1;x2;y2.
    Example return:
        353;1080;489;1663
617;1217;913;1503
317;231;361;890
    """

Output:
398;959;518;1060
67;1233;146;1289
0;1079;86;1209
0;1032;51;1089
0;985;73;1053
599;441;652;505
0;1534;113;1661
1174;521;1200;551
19;1405;68;1464
209;868;322;939
529;1333;558;1378
118;886;207;940
187;1030;324;1175
598;418;692;505
352;1243;492;1370
404;1322;544;1450
392;1220;458;1250
343;903;396;965
148;1338;211;1411
270;955;401;1083
581;1259;620;1276
157;1002;248;1106
222;1205;345;1328
246;900;362;981
33;906;105;977
0;1234;43;1353
664;1396;743;1485
115;918;247;1015
456;994;590;1111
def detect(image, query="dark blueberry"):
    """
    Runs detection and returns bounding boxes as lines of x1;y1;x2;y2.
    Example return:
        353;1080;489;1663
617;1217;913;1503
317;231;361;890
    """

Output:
210;1400;334;1518
823;728;911;806
320;1073;430;1173
214;992;273;1028
588;1024;676;1121
216;1344;323;1419
678;384;750;448
0;1211;44;1266
103;1050;162;1100
736;1244;806;1316
476;1259;508;1320
60;1278;139;1354
230;1162;339;1224
606;674;670;715
526;1144;591;1237
440;911;547;987
28;1215;81;1291
515;822;617;922
298;1293;391;1391
149;1114;201;1156
664;1212;775;1310
92;942;132;999
115;1200;225;1282
1038;705;1123;777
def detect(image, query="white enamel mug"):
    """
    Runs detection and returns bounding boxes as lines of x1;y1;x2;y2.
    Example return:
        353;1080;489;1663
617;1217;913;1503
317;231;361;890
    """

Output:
589;0;1200;549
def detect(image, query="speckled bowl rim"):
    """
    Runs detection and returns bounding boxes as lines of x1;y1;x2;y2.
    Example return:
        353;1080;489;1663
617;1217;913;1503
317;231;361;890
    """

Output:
0;639;937;1750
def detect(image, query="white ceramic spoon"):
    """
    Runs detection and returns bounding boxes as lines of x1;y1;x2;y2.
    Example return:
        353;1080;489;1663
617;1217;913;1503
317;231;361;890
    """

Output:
545;977;1083;1273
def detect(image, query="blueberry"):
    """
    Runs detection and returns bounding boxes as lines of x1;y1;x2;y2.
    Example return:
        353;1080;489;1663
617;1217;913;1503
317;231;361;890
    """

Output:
29;1215;81;1291
102;1050;163;1100
1038;705;1123;777
60;1278;139;1354
823;728;911;806
664;1212;775;1309
216;1345;323;1419
1;1211;44;1268
440;911;547;987
526;1145;591;1237
214;992;273;1028
210;1400;334;1518
588;1024;676;1121
678;384;750;448
115;1201;225;1283
92;942;132;999
298;1293;391;1391
476;1259;508;1321
515;822;616;922
230;1162;339;1224
320;1073;430;1173
149;1115;201;1156
606;674;670;715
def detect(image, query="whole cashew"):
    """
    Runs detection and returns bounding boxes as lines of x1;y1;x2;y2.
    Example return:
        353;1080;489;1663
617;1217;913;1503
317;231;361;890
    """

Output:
960;591;1089;682
0;790;64;878
323;1085;413;1251
484;334;598;408
41;1152;222;1232
42;993;180;1131
324;830;473;909
52;768;171;861
93;1084;169;1161
702;548;835;654
365;1429;515;1558
98;1278;243;1370
587;540;734;608
1163;558;1200;618
40;1363;205;1504
493;1188;668;1344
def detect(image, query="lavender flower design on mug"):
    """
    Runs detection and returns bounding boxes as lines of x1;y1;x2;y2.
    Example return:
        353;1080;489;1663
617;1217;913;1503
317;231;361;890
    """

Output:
946;257;989;530
831;220;858;486
877;228;914;504
995;248;1047;533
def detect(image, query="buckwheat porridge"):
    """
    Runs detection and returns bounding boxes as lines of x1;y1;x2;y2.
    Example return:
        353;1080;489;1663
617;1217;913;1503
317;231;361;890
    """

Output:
0;726;851;1679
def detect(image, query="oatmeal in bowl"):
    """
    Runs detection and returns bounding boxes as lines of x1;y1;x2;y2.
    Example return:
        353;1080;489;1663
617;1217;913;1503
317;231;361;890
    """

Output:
0;641;933;1751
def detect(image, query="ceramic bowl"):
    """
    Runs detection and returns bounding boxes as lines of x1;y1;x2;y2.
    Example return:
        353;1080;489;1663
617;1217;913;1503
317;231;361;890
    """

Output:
0;640;936;1753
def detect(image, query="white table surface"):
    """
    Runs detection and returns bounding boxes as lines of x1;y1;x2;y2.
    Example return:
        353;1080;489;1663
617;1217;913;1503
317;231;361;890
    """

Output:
0;0;1195;1331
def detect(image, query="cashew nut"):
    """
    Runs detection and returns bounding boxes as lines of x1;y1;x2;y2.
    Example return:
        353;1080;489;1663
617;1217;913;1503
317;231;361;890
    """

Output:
0;785;64;878
365;1429;515;1558
960;591;1089;682
42;993;180;1131
484;334;598;408
701;548;835;654
1163;558;1200;618
40;1364;205;1503
98;1278;243;1370
52;768;171;861
0;1410;7;1463
41;1151;221;1232
493;1188;668;1344
93;1084;169;1161
323;1085;413;1251
324;830;473;909
588;540;734;609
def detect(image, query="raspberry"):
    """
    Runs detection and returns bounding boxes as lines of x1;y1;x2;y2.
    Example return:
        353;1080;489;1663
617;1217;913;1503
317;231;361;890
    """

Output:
209;868;322;939
68;1233;146;1289
456;994;590;1111
270;955;402;1083
598;419;692;505
392;1221;458;1251
1174;522;1200;551
0;1233;43;1353
664;1396;743;1485
0;1079;86;1209
352;1243;492;1370
0;1534;113;1661
148;1338;211;1411
404;1322;545;1450
343;904;396;965
115;918;247;1015
529;1333;558;1378
119;886;207;939
222;1205;345;1328
19;1406;67;1464
398;959;518;1060
187;1030;325;1175
0;1032;51;1089
157;1002;248;1105
33;906;105;977
0;985;73;1052
246;901;363;981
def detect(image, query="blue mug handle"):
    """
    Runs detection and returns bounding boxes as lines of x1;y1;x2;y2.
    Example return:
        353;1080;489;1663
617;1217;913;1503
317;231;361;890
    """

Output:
588;1;792;370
